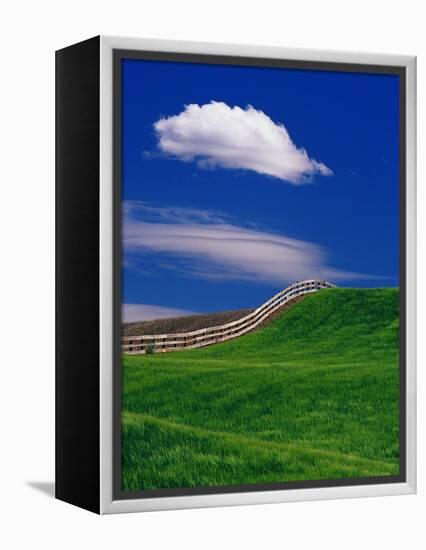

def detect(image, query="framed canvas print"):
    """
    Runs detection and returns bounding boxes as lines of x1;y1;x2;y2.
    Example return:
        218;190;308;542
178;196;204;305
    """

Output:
55;36;417;514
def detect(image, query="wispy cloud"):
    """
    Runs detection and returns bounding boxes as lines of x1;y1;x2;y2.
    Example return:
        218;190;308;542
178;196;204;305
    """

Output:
122;303;196;323
123;201;227;224
123;202;372;285
153;101;333;184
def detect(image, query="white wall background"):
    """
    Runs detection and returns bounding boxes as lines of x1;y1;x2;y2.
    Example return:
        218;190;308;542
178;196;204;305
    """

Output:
0;1;424;548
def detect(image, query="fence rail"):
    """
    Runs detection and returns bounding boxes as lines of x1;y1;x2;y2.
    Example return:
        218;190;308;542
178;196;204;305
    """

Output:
122;279;335;355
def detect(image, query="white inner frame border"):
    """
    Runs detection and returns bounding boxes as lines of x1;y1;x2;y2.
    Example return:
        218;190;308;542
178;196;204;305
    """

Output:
99;35;417;514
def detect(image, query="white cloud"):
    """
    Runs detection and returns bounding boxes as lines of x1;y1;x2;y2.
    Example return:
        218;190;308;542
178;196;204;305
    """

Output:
154;101;333;184
122;303;195;323
123;202;370;285
123;200;226;224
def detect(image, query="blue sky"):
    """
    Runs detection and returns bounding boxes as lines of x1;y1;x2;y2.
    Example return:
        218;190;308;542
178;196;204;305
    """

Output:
120;58;400;322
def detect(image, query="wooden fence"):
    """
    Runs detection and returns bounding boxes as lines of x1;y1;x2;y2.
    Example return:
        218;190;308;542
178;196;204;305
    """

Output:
122;279;335;355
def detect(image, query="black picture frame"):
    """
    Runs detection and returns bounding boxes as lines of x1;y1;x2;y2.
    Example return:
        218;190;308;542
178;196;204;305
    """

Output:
56;35;416;514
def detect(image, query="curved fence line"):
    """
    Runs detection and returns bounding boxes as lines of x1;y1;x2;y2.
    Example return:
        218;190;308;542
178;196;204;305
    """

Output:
122;279;335;355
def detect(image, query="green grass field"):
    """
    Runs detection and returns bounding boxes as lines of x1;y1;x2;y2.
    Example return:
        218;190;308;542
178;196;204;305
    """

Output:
121;288;400;491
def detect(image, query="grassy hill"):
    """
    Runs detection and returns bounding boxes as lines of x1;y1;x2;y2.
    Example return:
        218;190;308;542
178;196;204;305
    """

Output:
121;288;400;491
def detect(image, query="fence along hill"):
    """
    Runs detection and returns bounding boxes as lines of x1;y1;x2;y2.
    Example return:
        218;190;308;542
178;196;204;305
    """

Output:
122;279;335;355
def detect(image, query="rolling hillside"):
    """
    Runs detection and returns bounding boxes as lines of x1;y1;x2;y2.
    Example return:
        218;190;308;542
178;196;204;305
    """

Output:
121;288;400;491
122;307;255;337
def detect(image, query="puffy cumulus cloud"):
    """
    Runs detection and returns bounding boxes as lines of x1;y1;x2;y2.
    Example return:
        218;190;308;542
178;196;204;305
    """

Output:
154;101;333;184
122;303;195;323
123;202;370;285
